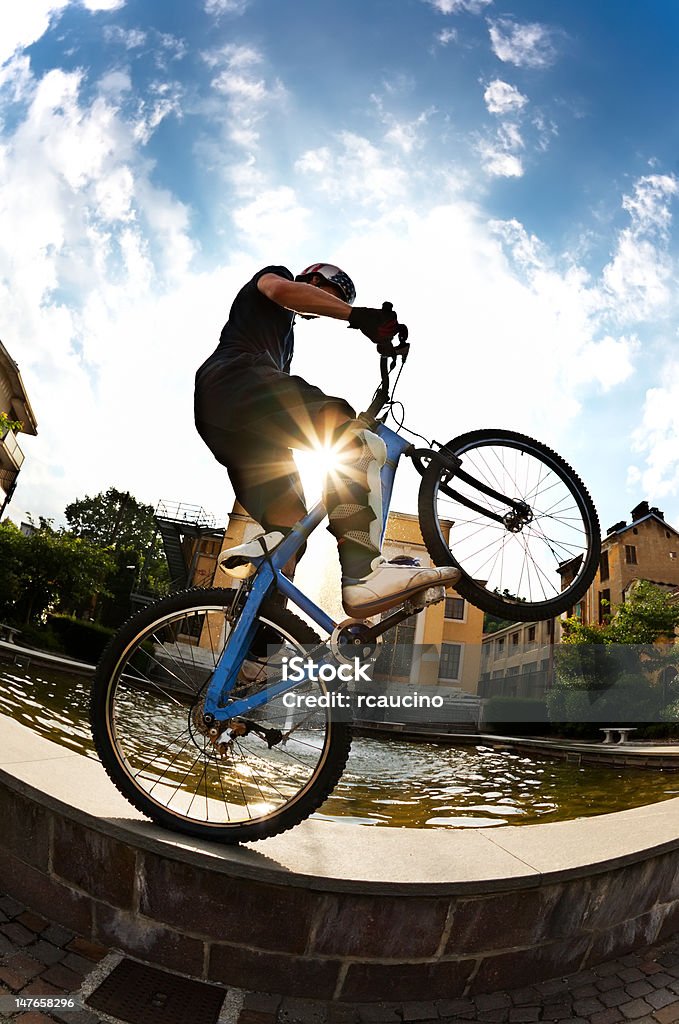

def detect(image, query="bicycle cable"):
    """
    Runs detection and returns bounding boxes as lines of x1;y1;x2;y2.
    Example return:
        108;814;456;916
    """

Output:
384;366;435;446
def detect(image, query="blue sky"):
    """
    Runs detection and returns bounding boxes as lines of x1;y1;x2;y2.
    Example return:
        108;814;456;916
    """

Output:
3;0;679;548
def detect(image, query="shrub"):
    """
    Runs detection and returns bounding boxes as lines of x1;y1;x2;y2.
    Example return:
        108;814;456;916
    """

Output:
16;622;65;653
47;614;115;663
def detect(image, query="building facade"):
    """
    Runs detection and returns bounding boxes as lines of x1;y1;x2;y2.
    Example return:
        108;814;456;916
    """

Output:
480;500;679;698
573;501;679;625
0;340;38;517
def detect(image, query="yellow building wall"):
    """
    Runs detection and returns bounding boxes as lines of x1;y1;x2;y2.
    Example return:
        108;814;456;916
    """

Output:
383;511;484;694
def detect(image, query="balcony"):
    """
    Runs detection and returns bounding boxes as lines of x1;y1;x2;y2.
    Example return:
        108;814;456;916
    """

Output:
0;429;25;472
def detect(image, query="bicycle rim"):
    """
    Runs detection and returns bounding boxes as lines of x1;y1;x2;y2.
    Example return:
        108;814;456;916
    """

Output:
92;594;347;837
420;430;599;619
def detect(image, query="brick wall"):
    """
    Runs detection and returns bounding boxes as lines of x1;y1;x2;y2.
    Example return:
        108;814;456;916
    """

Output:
3;768;679;1002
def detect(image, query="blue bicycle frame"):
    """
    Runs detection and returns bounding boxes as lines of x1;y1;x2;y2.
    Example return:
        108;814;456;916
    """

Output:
201;422;414;721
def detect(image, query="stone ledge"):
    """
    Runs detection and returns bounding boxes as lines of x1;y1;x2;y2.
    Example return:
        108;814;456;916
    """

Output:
3;715;679;895
3;714;679;1002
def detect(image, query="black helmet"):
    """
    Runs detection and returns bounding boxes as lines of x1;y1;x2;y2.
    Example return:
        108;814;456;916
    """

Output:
296;263;356;305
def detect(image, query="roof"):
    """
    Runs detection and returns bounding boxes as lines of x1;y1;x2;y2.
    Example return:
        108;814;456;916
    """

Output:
0;340;37;435
603;512;679;542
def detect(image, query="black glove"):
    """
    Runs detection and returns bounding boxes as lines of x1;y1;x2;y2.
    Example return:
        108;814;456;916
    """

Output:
348;301;402;345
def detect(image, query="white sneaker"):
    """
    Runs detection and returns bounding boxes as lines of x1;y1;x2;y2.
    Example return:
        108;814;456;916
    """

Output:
342;562;462;618
218;531;285;579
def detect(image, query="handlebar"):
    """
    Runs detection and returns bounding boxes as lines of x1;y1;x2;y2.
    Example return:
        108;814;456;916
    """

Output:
361;340;409;422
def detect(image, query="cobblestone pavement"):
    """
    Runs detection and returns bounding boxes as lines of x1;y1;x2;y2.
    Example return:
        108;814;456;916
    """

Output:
4;891;679;1024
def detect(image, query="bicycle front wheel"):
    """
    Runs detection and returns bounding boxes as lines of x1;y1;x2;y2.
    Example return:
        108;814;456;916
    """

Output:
418;429;600;621
90;588;351;843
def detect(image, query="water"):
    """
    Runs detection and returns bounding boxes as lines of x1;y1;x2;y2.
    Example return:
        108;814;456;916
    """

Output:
2;661;678;828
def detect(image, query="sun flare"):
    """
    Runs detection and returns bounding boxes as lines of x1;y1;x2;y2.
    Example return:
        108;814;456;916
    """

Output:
295;445;345;498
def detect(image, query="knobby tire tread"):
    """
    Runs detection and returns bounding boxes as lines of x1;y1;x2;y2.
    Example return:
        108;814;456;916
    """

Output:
417;428;601;621
90;587;352;844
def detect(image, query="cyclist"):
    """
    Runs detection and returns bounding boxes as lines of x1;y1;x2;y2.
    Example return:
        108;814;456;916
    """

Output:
194;263;460;618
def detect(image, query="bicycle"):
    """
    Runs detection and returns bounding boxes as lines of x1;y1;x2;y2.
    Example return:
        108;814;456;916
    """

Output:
90;342;601;843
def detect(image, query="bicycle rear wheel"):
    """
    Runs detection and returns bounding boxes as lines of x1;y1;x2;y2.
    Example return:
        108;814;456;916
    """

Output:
90;588;352;843
418;429;600;621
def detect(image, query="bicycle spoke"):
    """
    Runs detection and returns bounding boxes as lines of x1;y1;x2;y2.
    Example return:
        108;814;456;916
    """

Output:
430;435;596;612
101;599;340;830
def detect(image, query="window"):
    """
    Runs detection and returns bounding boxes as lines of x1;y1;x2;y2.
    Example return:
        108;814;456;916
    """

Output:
496;637;505;652
439;643;462;680
600;550;609;581
625;545;637;565
444;597;465;620
511;631;520;646
546;619;554;638
670;552;677;560
526;625;536;643
598;589;610;624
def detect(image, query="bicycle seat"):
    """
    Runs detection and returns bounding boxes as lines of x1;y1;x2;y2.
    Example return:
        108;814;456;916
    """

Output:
218;531;285;579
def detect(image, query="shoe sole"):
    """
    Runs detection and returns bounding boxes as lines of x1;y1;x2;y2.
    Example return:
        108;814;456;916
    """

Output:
343;571;461;619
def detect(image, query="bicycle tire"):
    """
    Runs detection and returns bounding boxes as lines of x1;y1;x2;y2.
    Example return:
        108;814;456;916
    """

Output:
418;429;600;621
90;588;352;843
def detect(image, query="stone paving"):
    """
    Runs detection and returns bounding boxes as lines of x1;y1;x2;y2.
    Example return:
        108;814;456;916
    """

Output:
4;889;679;1024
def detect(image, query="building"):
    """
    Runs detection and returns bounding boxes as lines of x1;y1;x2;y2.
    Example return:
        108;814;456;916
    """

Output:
479;619;555;698
571;501;679;625
154;500;226;592
374;510;484;695
0;340;38;517
480;500;679;698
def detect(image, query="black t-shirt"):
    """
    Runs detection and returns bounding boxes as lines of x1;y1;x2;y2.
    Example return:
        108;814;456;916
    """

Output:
197;266;295;380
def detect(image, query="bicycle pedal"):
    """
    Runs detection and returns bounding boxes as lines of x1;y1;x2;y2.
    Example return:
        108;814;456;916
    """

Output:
405;585;446;612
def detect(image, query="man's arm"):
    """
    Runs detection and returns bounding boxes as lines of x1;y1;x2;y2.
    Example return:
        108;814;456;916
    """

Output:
257;274;351;320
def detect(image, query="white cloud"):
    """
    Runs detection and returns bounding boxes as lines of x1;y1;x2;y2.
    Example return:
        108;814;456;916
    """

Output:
436;28;458;46
205;0;249;14
296;132;409;206
483;79;527;116
630;363;679;501
477;142;523;177
371;94;433;154
81;0;125;10
232;186;311;255
425;0;492;13
602;174;679;322
488;18;557;69
476;116;525;177
0;59;203;525
103;25;146;48
0;2;69;67
202;43;286;171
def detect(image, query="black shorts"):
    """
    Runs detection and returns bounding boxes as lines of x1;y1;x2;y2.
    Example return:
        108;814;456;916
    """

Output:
195;362;356;529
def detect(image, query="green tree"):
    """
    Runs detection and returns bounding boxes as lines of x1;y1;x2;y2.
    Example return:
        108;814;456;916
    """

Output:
3;520;115;624
65;487;156;549
0;520;24;619
550;581;679;734
64;487;170;624
560;580;679;646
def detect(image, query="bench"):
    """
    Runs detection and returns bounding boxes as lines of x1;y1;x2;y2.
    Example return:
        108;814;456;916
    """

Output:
600;727;637;745
0;623;21;644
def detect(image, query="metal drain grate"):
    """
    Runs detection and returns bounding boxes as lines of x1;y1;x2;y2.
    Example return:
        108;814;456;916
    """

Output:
86;958;225;1024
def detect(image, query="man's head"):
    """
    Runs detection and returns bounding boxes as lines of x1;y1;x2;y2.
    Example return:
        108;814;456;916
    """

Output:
295;263;356;305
